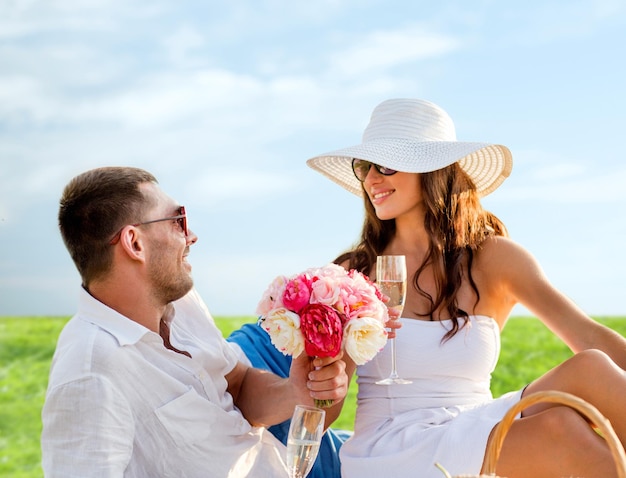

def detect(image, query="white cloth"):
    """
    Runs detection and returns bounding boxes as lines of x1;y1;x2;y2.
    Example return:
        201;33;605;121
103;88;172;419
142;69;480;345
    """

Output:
340;315;523;478
41;287;288;478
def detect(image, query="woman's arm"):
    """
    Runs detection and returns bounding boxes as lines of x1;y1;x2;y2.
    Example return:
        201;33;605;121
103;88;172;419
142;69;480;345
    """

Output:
490;236;626;368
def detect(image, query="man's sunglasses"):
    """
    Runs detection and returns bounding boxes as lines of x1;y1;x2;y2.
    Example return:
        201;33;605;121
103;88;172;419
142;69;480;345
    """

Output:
109;206;187;245
351;158;398;182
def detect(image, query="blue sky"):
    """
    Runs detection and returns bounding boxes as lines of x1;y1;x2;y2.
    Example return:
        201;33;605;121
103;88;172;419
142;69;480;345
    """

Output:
1;0;625;318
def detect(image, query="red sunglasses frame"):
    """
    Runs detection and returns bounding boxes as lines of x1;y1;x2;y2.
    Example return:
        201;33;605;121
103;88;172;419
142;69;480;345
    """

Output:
109;206;187;245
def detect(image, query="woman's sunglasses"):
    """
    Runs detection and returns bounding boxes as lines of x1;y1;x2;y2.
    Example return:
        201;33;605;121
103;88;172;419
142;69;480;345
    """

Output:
351;158;398;182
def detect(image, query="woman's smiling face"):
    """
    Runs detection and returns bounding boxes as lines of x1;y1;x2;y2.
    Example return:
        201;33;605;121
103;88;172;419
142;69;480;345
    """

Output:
362;165;423;221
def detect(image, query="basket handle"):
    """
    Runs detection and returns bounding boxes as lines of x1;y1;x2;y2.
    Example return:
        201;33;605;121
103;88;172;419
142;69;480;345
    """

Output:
483;390;626;477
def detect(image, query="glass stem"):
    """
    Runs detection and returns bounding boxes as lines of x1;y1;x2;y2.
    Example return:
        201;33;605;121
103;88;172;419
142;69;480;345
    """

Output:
389;337;399;379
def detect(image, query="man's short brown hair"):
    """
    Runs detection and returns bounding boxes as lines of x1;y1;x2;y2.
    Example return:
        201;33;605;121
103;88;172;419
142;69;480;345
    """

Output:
58;166;157;286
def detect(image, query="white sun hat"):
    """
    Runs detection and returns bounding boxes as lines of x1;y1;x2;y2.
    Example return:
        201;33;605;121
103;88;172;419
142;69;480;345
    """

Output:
306;98;513;197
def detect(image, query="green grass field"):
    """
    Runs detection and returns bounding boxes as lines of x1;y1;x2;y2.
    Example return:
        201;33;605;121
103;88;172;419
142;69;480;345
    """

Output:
2;315;625;477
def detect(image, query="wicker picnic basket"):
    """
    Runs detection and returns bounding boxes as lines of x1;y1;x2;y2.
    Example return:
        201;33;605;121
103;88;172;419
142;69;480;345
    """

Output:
437;390;626;477
480;390;626;477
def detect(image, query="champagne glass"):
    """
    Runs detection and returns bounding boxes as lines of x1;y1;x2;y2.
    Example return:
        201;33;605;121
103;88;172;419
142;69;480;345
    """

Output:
286;405;325;478
375;255;412;385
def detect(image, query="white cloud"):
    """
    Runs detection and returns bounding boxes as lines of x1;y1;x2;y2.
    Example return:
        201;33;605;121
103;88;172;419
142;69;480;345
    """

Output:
78;70;263;128
162;25;208;68
485;148;624;203
329;25;461;76
498;165;626;203
501;0;626;46
0;75;57;123
531;162;586;181
0;0;172;38
186;170;299;207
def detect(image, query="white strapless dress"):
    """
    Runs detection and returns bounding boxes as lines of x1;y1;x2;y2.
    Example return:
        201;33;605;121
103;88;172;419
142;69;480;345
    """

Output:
340;316;523;478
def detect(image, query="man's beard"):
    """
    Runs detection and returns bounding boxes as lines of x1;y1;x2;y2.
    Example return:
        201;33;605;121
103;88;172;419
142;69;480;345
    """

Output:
148;245;194;304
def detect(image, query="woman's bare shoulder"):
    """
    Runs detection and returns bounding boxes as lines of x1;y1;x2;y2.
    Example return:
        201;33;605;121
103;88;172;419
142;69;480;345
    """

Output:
475;236;547;297
478;235;538;267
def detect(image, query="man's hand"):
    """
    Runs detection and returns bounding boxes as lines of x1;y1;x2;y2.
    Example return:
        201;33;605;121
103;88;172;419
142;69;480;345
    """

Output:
289;352;348;407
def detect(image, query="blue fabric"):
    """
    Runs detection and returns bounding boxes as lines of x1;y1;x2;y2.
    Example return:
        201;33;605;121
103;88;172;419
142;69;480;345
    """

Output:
227;323;350;478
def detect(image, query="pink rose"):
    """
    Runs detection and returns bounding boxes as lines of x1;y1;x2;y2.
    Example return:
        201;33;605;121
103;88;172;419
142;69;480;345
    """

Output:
282;274;311;313
299;303;343;358
348;268;385;300
341;288;388;324
256;275;288;316
307;263;346;279
310;275;342;306
339;272;388;324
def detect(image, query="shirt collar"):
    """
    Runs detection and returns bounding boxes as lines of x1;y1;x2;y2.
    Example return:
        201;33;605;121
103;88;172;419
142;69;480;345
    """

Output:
77;287;153;346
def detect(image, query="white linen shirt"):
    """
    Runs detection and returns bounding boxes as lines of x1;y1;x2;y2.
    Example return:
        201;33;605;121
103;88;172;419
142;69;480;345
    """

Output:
41;287;288;477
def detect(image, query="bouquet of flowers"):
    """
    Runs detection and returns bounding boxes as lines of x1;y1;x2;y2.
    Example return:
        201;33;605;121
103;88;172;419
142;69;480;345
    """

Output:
256;263;390;405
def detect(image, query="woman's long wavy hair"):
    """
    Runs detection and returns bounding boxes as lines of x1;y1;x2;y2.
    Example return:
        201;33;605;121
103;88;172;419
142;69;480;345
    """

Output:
334;162;508;341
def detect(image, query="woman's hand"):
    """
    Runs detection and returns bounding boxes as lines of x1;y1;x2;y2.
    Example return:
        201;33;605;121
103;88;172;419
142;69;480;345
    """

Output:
385;306;403;339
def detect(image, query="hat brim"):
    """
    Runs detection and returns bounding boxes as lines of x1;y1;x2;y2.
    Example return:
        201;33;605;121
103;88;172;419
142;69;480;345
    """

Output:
306;139;512;197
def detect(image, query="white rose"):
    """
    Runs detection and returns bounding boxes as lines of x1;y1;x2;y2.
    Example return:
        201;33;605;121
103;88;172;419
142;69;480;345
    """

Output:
343;317;388;365
262;307;304;357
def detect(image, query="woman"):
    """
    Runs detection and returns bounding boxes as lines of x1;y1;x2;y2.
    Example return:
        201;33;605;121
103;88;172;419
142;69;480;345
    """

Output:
306;98;626;478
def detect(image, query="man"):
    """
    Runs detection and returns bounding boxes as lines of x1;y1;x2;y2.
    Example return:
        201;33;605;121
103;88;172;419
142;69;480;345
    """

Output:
42;166;348;477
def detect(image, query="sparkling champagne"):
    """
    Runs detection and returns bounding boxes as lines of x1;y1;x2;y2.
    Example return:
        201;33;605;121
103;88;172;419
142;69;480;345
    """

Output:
286;438;321;478
375;255;412;385
378;280;406;314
